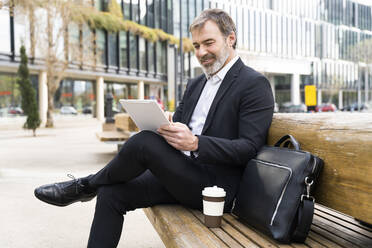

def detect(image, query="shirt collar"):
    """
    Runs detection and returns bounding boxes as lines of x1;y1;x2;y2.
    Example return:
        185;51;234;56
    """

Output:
205;55;239;84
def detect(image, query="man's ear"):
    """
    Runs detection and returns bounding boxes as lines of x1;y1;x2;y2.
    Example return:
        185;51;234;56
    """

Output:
228;31;236;47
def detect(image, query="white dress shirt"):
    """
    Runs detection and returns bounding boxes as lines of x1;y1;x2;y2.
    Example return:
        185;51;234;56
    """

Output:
183;55;239;156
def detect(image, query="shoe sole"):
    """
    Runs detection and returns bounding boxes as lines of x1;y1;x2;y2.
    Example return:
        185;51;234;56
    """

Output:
34;189;95;207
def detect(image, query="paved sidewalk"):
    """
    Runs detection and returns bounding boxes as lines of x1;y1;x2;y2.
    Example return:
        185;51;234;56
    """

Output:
0;115;165;248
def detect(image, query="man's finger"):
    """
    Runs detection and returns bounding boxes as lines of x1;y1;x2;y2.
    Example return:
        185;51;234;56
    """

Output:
160;133;179;143
166;140;181;150
159;124;180;132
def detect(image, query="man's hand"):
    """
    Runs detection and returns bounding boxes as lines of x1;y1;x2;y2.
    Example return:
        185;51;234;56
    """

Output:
157;122;198;151
164;111;173;122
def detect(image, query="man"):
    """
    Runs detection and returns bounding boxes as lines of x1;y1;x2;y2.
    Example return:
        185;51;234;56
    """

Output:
34;9;274;248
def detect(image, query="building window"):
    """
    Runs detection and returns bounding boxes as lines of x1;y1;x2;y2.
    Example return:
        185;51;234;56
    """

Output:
139;37;146;71
96;29;106;65
156;41;167;74
129;33;138;71
155;0;161;28
82;24;95;67
161;0;167;30
0;10;10;54
68;23;80;63
156;41;162;74
140;0;146;25
123;0;130;19
54;79;94;112
181;0;188;36
147;0;155;28
167;0;173;33
189;0;196;23
119;31;127;68
132;0;139;22
108;33;118;67
0;74;21;113
352;3;356;27
172;0;179;38
148;41;155;72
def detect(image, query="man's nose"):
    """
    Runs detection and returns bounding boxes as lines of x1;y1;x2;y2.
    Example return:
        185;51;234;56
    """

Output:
197;45;208;58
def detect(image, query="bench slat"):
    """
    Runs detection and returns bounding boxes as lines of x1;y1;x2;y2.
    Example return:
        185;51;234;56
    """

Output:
144;205;229;248
223;214;280;248
190;210;245;248
225;214;312;248
315;204;371;232
219;220;262;248
314;209;372;239
308;231;344;248
311;223;360;248
313;215;371;247
305;236;330;248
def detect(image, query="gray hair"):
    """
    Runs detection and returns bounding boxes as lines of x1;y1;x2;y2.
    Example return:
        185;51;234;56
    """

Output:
189;9;237;49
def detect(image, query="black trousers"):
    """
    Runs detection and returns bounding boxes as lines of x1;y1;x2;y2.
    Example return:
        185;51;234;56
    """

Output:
87;131;211;248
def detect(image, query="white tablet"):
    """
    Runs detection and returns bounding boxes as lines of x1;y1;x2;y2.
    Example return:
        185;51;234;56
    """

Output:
119;99;170;132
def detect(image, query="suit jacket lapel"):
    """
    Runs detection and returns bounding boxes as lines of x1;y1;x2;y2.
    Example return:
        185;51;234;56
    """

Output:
183;76;207;124
201;59;243;134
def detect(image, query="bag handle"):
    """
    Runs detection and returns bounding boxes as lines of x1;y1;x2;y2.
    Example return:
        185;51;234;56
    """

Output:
274;134;301;151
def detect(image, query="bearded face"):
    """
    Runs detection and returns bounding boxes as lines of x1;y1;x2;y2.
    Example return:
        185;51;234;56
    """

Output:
191;20;234;77
198;39;230;76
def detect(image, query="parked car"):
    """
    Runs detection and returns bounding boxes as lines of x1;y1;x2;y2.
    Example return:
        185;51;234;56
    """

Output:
280;102;307;113
315;103;337;112
60;106;78;115
8;106;23;115
82;106;93;114
341;102;371;112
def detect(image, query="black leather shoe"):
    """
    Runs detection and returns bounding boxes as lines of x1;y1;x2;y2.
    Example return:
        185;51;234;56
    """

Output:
34;174;97;207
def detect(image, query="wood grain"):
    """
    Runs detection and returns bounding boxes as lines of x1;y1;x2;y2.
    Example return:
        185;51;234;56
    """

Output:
143;205;229;248
114;113;139;131
143;204;371;247
268;113;372;224
95;130;130;141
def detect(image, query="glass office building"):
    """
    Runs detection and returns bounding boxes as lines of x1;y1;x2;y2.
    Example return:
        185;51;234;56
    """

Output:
208;0;372;108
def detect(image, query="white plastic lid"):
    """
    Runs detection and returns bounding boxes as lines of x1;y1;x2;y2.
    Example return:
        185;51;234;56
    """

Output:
202;186;226;197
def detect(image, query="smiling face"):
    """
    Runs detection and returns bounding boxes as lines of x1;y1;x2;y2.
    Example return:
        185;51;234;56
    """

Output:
191;20;236;76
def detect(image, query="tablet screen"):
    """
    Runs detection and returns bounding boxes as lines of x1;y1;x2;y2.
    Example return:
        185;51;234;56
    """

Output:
119;99;170;132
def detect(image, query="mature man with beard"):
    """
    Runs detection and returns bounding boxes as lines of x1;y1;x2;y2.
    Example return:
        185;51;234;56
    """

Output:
34;9;274;248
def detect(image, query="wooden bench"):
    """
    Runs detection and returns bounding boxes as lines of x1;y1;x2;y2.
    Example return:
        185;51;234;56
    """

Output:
143;113;372;247
144;204;371;248
96;113;138;150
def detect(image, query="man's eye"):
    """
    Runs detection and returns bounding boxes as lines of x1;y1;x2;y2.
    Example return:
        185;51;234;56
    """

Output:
206;42;213;46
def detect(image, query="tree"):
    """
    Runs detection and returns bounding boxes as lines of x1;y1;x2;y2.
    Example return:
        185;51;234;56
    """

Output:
17;45;40;136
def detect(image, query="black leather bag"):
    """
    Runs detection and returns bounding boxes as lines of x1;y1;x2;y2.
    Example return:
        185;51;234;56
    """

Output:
232;135;324;243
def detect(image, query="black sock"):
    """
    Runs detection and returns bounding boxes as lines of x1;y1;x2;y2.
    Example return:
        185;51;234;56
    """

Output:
81;175;97;193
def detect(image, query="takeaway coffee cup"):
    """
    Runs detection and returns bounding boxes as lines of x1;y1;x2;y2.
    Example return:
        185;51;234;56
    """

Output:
202;186;226;228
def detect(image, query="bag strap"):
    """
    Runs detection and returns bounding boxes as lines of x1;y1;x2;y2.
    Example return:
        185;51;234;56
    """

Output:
274;135;301;150
292;198;314;242
292;176;315;242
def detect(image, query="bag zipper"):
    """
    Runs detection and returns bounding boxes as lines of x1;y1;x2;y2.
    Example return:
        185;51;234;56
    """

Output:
252;159;293;226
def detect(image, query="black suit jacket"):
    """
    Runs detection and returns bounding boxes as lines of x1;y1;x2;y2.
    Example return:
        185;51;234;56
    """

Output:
173;58;274;208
